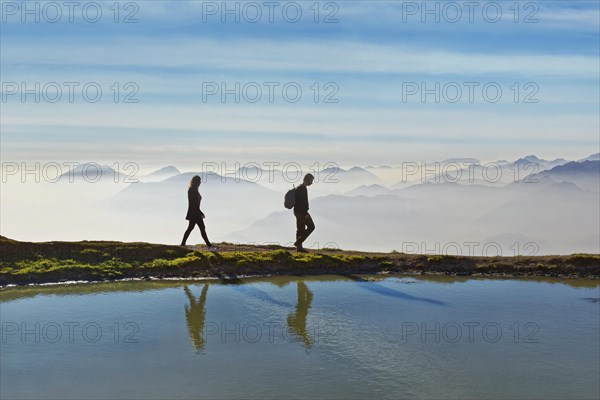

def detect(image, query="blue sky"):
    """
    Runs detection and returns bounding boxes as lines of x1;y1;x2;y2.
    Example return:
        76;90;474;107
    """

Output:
1;0;599;167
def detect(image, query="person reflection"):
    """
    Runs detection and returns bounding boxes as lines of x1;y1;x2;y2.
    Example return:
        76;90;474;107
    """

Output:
184;284;209;351
286;281;314;348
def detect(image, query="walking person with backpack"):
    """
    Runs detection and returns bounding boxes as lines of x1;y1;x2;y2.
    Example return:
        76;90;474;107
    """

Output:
286;173;315;253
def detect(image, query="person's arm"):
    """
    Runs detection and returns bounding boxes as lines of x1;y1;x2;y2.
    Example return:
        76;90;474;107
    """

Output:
198;193;205;218
188;189;204;218
295;185;309;214
189;189;201;208
188;189;198;207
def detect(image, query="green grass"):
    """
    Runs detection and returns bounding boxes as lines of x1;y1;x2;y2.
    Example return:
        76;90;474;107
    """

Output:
570;254;600;259
0;246;377;285
1;236;598;285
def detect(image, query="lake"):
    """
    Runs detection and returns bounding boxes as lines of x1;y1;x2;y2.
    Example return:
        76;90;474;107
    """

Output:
1;275;599;399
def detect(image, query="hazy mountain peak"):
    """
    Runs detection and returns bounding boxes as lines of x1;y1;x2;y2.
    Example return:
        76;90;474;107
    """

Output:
579;153;600;162
550;158;567;164
321;166;345;173
237;165;265;172
345;184;390;197
550;181;584;191
163;171;226;183
348;166;367;172
441;157;480;164
148;166;180;176
515;155;542;164
548;160;599;173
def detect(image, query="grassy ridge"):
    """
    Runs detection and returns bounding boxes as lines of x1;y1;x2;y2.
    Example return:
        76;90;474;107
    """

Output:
1;236;599;285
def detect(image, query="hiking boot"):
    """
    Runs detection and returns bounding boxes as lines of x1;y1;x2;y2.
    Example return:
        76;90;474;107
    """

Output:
296;247;309;253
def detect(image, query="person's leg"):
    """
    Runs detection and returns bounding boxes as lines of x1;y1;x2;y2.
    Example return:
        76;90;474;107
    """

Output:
181;220;195;245
197;218;212;247
295;214;306;246
303;215;315;242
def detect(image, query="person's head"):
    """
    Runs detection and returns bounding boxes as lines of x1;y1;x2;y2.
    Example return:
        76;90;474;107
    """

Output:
189;175;201;189
303;173;314;186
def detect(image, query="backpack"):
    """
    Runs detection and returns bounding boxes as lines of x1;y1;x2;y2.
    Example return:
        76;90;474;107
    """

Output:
284;186;296;209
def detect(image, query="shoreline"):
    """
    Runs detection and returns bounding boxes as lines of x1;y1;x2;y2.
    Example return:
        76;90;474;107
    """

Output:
1;236;599;286
3;271;599;290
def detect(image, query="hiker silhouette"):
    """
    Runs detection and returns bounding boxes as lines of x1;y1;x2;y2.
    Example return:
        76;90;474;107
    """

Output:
293;173;315;252
180;175;217;250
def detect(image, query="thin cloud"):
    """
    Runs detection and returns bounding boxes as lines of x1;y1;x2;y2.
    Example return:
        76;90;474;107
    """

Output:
3;38;597;77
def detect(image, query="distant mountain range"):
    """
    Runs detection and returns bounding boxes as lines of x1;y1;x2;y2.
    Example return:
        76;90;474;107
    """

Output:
101;154;598;252
106;171;280;241
58;163;126;182
230;176;599;254
8;153;596;253
528;160;599;191
512;154;568;169
142;154;597;189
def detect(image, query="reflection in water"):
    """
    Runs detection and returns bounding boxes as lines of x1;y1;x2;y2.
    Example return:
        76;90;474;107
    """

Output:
183;281;315;351
230;285;292;307
1;276;596;304
287;282;314;348
2;277;599;399
344;274;446;306
181;276;441;352
184;284;208;350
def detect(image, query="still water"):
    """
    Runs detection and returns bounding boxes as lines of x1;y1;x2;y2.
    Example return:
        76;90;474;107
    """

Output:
1;275;599;399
